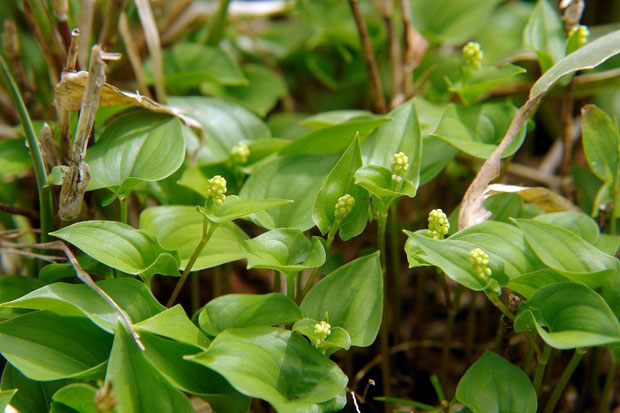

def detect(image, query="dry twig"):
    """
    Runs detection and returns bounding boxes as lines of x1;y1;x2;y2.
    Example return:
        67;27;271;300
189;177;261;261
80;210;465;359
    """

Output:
135;0;167;102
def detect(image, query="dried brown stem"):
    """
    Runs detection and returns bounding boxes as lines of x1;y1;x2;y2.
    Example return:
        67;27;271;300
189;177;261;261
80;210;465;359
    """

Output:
135;0;167;103
22;1;60;82
78;0;96;69
379;0;402;108
0;202;40;221
119;13;153;98
2;20;39;113
98;0;127;51
348;0;387;113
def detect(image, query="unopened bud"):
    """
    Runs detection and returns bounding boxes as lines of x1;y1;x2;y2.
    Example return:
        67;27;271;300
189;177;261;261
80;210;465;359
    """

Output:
427;209;449;239
462;42;483;70
313;321;331;344
469;247;491;282
391;152;409;183
206;175;227;206
335;194;355;221
569;25;589;48
231;142;250;164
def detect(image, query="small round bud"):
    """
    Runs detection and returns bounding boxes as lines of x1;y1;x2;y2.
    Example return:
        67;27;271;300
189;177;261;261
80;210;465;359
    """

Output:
391;152;409;182
462;41;483;70
313;321;331;344
334;194;355;221
231;142;250;164
206;175;227;206
427;208;450;239
469;247;491;282
569;25;589;48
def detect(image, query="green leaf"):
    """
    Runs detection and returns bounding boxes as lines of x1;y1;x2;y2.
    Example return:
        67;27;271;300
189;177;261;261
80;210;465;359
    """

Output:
1;363;73;413
2;278;164;332
106;322;194;413
597;234;620;256
313;135;370;240
581;104;619;184
0;389;17;412
362;100;422;189
187;327;347;412
0;275;43;304
533;211;600;244
408;231;509;290
456;351;537;413
140;205;248;271
523;0;565;72
0;311;112;381
0;138;30;175
448;64;527;105
281;118;390;156
301;110;374;128
139;332;250;413
354;165;418;206
411;0;500;44
199;195;294;225
514;283;620;349
169;96;271;163
51;220;181;281
514;219;619;275
85;111;186;200
292;318;351;356
508;269;571;299
198;293;302;335
531;29;620;97
203;64;287;117
135;305;211;349
451;220;544;280
301;253;383;347
240;154;338;230
153;43;246;93
430;103;527;159
243;229;326;277
52;384;98;413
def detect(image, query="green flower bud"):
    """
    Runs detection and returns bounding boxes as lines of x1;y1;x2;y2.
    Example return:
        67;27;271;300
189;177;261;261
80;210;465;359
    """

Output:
231;142;250;164
462;41;483;70
313;320;331;344
427;208;449;239
206;175;227;206
569;25;589;47
469;247;491;283
391;152;409;183
335;194;355;221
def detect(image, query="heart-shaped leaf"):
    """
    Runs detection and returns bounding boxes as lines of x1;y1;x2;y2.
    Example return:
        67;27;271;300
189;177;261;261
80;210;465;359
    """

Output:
292;318;351;356
2;278;164;332
85;111;186;200
301;253;383;347
106;322;194;413
199;195;293;225
514;283;620;349
354;165;418;207
456;351;537;413
243;229;326;277
51;384;98;413
135;306;211;349
51;220;181;281
198;293;302;336
508;269;571;299
0;311;112;381
447;64;526;105
533;211;600;245
240;154;338;230
186;327;347;412
313;135;370;240
140;205;248;271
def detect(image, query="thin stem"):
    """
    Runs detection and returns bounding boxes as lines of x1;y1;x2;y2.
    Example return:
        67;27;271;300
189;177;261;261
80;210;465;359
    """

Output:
298;224;337;302
0;55;54;242
119;197;128;224
166;218;216;307
274;270;281;293
523;340;535;375
441;284;463;380
464;291;478;358
190;270;200;314
206;0;232;46
377;209;392;406
600;355;618;413
486;291;515;321
286;274;295;301
389;203;402;339
543;348;587;413
534;344;552;393
348;0;387;113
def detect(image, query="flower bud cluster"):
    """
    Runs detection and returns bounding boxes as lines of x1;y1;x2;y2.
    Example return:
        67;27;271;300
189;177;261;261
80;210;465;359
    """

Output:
231;142;250;164
469;248;491;282
335;194;355;221
314;321;331;344
391;152;409;183
462;41;483;70
569;25;589;48
206;175;227;206
427;209;450;239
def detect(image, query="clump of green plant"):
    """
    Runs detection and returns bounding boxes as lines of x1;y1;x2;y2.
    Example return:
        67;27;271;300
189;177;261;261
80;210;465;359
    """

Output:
0;0;619;412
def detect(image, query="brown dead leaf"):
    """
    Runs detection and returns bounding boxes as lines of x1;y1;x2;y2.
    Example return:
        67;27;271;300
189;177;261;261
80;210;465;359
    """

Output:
486;184;580;213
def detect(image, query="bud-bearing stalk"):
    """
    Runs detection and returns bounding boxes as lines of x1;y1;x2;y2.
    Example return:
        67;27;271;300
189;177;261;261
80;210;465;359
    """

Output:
335;194;355;222
206;175;227;206
314;320;331;344
391;152;409;183
427;208;449;239
569;25;589;47
231;142;250;164
462;41;483;70
469;247;491;283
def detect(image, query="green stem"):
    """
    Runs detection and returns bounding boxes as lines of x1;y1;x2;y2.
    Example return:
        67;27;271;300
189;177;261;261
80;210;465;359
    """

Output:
0;55;53;242
441;284;463;379
286;273;294;301
486;291;515;321
274;270;281;293
190;270;200;314
543;348;587;413
534;344;552;394
523;340;535;375
119;197;128;224
166;217;216;307
298;224;337;302
464;291;478;358
205;0;232;46
389;203;402;339
377;207;392;401
600;355;618;413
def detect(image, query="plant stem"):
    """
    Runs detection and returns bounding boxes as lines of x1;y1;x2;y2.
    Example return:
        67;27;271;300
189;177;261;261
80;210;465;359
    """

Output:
534;344;552;394
523;340;535;375
600;355;618;413
441;284;463;380
0;55;54;243
119;197;128;224
274;270;281;293
389;203;403;340
543;348;587;413
190;270;200;314
286;274;294;301
464;291;478;358
486;291;515;321
376;208;392;406
166;217;216;307
298;224;337;302
206;0;232;46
